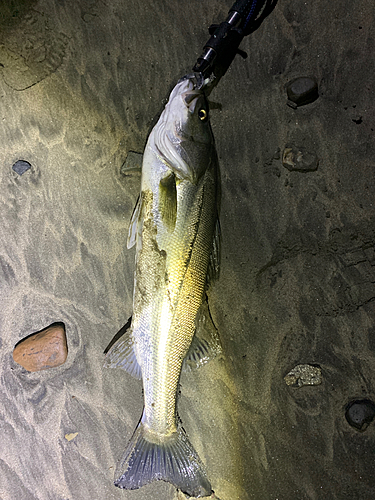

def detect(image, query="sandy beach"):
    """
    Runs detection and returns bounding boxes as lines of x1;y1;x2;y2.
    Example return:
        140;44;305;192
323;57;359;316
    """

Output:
1;1;375;499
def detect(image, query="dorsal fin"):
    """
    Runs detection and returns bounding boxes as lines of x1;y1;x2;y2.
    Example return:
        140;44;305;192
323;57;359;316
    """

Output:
207;217;221;285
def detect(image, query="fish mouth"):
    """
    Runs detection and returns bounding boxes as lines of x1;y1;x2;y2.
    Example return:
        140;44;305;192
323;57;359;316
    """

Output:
181;90;201;107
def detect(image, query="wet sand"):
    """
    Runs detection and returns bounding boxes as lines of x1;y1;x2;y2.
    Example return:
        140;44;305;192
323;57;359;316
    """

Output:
1;1;375;499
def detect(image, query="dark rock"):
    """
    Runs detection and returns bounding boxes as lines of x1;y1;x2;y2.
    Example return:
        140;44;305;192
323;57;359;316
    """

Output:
345;399;375;431
286;77;319;107
120;151;143;176
282;146;319;172
13;322;68;372
12;160;32;176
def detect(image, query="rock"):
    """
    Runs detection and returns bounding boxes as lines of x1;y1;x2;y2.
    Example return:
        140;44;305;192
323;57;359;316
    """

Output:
284;364;322;388
120;151;143;176
12;160;32;176
286;77;319;108
345;399;375;431
12;323;68;372
282;146;319;172
176;489;220;499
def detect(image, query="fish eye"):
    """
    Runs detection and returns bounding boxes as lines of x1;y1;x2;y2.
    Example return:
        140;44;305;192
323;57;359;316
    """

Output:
198;108;208;121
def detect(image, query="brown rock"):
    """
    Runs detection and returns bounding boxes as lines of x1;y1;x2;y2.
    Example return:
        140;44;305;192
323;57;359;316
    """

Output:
13;323;68;372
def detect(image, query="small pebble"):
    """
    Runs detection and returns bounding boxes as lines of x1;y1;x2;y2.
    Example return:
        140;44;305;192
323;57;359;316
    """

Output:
13;323;68;372
286;77;319;107
345;399;375;431
284;364;322;388
65;432;78;441
12;160;32;176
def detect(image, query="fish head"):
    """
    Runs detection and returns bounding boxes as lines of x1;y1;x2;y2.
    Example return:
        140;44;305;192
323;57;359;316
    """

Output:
154;77;214;184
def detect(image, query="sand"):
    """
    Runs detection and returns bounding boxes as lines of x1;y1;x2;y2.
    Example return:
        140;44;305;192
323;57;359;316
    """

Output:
0;0;375;499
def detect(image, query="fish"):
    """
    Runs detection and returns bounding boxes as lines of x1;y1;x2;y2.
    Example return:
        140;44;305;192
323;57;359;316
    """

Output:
104;74;221;497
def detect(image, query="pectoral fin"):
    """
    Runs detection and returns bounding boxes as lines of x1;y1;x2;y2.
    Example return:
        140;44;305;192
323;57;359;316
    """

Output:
127;194;143;249
159;172;177;232
183;300;222;372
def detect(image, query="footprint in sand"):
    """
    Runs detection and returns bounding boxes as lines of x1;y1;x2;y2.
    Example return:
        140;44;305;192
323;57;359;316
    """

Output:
0;8;69;90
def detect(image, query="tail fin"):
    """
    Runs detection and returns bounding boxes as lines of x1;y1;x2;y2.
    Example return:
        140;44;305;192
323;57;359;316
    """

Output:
114;418;212;498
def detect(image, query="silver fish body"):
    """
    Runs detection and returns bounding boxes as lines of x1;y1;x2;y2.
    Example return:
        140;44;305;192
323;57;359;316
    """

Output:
105;76;220;497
